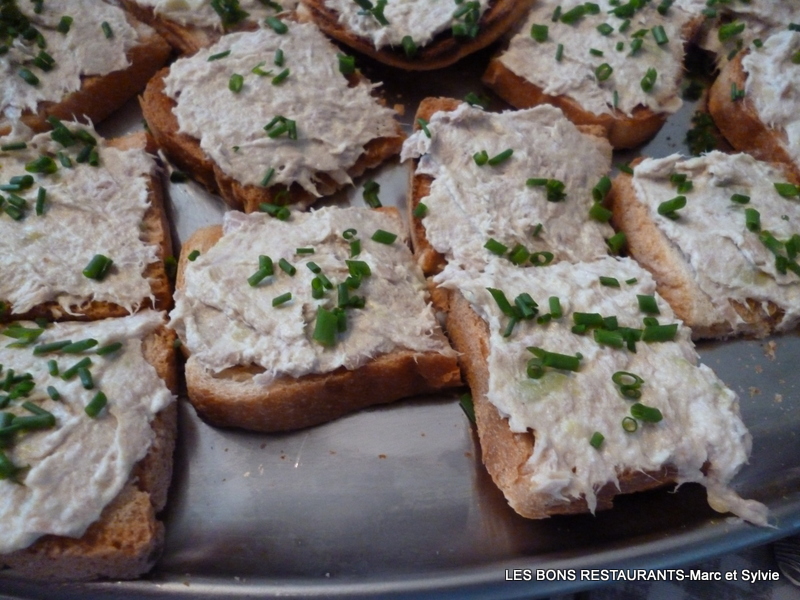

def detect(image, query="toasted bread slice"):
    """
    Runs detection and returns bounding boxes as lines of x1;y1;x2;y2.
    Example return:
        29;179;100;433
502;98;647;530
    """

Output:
708;34;800;179
435;257;765;522
297;0;535;71
403;98;614;281
141;21;405;213
609;152;800;339
0;314;177;581
482;2;704;149
0;2;169;137
0;129;173;322
171;208;462;432
119;0;298;55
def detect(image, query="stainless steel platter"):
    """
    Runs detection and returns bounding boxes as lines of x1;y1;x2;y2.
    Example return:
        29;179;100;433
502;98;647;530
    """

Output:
2;44;799;600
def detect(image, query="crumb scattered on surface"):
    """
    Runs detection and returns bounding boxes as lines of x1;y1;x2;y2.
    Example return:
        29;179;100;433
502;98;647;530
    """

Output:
329;450;336;455
775;394;783;403
755;365;763;374
378;454;387;459
749;386;761;397
764;341;777;361
394;103;405;116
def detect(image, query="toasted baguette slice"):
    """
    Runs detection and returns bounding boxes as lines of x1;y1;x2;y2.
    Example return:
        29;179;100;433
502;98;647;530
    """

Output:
297;0;535;71
435;257;765;522
482;3;704;149
0;315;177;581
172;207;461;432
0;4;169;137
446;289;672;518
403;97;614;283
708;37;800;179
141;21;405;213
0;130;173;322
119;0;298;55
609;153;800;339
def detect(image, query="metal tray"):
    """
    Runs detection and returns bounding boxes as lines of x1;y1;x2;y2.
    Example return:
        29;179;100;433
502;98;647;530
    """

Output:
2;45;799;600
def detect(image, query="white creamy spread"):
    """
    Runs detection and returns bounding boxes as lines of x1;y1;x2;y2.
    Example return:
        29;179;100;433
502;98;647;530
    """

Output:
0;123;161;315
497;0;701;116
436;257;767;524
170;207;455;384
321;0;490;49
632;151;800;333
1;0;139;126
401;103;614;271
741;30;800;168
162;24;399;196
132;0;297;30
0;310;175;553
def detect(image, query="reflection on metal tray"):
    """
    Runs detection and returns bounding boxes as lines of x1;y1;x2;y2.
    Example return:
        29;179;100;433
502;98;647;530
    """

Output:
3;45;800;600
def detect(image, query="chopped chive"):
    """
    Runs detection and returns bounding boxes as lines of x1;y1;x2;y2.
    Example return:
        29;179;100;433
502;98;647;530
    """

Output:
401;35;417;58
592;176;612;202
295;247;314;255
616;41;625;51
96;342;123;356
530;251;554;266
629;37;643;55
641;67;657;92
530;24;549;42
371;229;397;244
488;149;513;166
85;391;107;418
597;23;614;36
631;402;663;423
258;255;274;275
459;393;475;424
464;92;489;108
229;73;244;92
261;167;275;187
593;328;624;348
560;4;587;24
62;357;92;380
730;82;745;101
555;43;564;61
595;63;613;82
657;195;686;219
248;267;271;287
573;312;605;327
641;323;678;342
744;207;760;232
619;18;630;32
185;250;200;262
473;150;488;166
589;432;605;449
362;179;381;208
259;202;291;220
272;68;290;85
548;296;562;319
101;21;113;39
599;276;620;287
77;367;94;390
507;244;530;265
416;118;431;138
46;386;60;401
272;292;292;307
82;254;113;281
57;15;73;33
47;360;58;376
718;21;745;42
208;49;231;61
34;188;46;216
312;307;337;346
651;25;668;45
57;151;72;168
636;294;660;314
484;238;508;255
18;68;39;85
527;347;581;372
25;156;58;174
412;202;428;218
590;48;604;56
265;16;288;33
274;48;284;66
589;202;612;222
774;183;800;198
350;239;361;257
33;340;72;355
1;142;27;152
486;288;515;318
278;258;296;276
622;416;638;432
551;5;562;21
657;0;673;14
60;339;98;354
338;53;355;75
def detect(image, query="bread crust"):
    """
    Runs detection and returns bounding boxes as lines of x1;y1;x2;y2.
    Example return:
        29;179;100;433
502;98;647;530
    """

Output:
708;50;799;179
141;68;405;213
7;17;170;136
297;0;535;71
176;223;462;432
609;168;788;339
0;132;174;323
446;290;674;519
0;323;177;581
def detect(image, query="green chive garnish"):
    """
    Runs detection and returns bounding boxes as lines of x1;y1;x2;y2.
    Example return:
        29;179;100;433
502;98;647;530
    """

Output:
272;292;292;307
484;238;508;255
96;342;123;356
473;150;488;166
371;229;397;244
459;393;475;424
82;255;113;281
488;149;513;166
412;202;428;218
47;360;58;376
555;43;564;61
718;21;745;42
338;53;355;75
25;156;57;174
274;48;284;66
637;294;660;315
33;340;72;355
657;195;686;219
18;68;39;85
774;183;800;198
745;207;761;232
589;202;612;222
313;307;338;346
47;386;60;401
229;73;244;92
208;50;231;61
595;63;613;82
272;68;290;85
62;357;92;380
530;24;548;42
651;25;668;45
622;416;638;432
101;21;113;38
402;35;417;58
589;432;605;449
266;16;288;33
631;402;663;423
641;323;678;342
530;251;554;266
278;258;296;276
85;391;107;418
77;367;94;390
57;15;73;34
641;67;657;92
599;276;620;287
362;179;381;208
61;339;98;354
